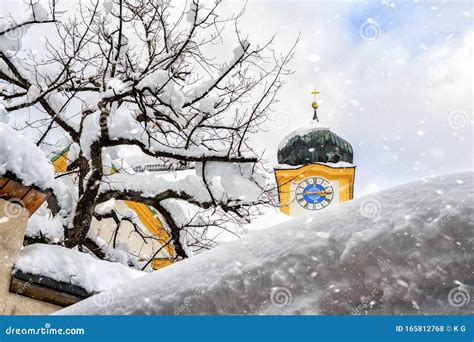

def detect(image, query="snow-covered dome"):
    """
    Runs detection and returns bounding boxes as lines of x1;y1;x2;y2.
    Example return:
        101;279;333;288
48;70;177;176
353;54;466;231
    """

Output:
278;124;353;166
277;91;353;166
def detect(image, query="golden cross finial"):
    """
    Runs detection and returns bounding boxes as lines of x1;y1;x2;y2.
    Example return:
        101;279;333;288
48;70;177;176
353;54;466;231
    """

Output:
311;87;320;110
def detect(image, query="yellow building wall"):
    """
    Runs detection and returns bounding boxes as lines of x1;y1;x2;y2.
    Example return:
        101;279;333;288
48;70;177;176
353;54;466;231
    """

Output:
124;200;176;269
274;164;355;216
50;149;176;270
51;146;70;173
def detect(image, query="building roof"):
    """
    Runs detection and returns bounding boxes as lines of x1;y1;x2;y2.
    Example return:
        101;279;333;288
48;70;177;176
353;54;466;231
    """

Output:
277;122;353;166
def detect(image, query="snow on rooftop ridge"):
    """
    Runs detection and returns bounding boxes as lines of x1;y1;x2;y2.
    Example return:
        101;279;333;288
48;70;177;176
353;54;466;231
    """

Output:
58;171;473;315
277;120;330;151
0;123;54;190
14;244;145;294
274;161;355;169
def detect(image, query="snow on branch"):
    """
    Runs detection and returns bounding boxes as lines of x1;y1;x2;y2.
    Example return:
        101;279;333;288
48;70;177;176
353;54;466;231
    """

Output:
99;161;264;207
0;0;295;256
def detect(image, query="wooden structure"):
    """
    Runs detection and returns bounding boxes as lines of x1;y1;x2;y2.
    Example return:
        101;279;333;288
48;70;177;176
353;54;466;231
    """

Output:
0;173;51;217
10;270;87;307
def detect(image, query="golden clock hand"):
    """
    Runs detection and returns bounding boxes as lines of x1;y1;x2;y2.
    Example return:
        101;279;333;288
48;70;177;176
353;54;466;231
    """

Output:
304;190;332;196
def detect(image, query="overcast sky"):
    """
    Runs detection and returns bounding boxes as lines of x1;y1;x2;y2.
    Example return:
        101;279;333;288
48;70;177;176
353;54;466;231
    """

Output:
229;0;473;195
2;0;472;196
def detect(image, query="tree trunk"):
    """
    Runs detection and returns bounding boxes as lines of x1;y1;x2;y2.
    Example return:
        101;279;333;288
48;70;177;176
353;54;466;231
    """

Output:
65;144;103;248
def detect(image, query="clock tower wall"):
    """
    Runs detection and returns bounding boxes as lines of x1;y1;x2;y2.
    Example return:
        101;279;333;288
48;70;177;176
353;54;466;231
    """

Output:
274;88;356;217
274;164;355;216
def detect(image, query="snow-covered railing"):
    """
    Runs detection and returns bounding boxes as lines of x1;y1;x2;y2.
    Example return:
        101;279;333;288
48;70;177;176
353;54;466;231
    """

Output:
132;164;194;173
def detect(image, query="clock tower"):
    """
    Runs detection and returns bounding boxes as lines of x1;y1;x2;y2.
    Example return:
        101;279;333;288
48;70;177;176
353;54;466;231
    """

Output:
274;89;355;216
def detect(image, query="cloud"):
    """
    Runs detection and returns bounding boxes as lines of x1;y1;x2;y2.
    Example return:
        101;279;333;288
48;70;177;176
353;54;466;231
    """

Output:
234;0;472;195
2;0;472;196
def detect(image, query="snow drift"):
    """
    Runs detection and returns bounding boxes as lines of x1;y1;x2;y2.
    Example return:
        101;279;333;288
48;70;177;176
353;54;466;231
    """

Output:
0;123;54;190
58;172;473;315
14;244;144;294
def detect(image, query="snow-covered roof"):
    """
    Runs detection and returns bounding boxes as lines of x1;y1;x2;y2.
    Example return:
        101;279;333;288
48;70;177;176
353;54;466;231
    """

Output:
13;244;145;294
277;121;329;152
58;172;473;315
274;161;355;169
0;123;54;190
277;120;353;166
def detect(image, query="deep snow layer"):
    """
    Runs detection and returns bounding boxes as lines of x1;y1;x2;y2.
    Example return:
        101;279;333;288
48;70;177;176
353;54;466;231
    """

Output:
0;123;54;189
59;172;473;315
14;244;144;294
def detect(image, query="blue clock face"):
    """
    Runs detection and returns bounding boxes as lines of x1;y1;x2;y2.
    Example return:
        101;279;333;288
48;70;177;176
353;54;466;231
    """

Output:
296;177;334;210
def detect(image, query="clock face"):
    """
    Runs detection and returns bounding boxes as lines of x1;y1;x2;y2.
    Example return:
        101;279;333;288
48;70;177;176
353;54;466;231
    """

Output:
295;177;334;211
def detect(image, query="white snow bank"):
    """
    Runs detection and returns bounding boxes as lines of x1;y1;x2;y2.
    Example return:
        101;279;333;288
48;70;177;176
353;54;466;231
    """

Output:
0;123;54;189
58;172;473;315
25;213;64;242
14;244;145;294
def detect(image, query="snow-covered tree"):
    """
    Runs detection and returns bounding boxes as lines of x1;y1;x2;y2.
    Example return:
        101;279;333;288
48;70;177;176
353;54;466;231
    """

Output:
0;0;295;261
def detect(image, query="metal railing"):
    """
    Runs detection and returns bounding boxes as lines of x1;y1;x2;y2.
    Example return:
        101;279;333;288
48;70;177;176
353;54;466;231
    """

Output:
132;164;193;173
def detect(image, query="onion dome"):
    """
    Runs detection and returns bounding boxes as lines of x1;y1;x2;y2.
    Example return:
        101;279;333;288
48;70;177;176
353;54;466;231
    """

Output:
277;88;354;166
